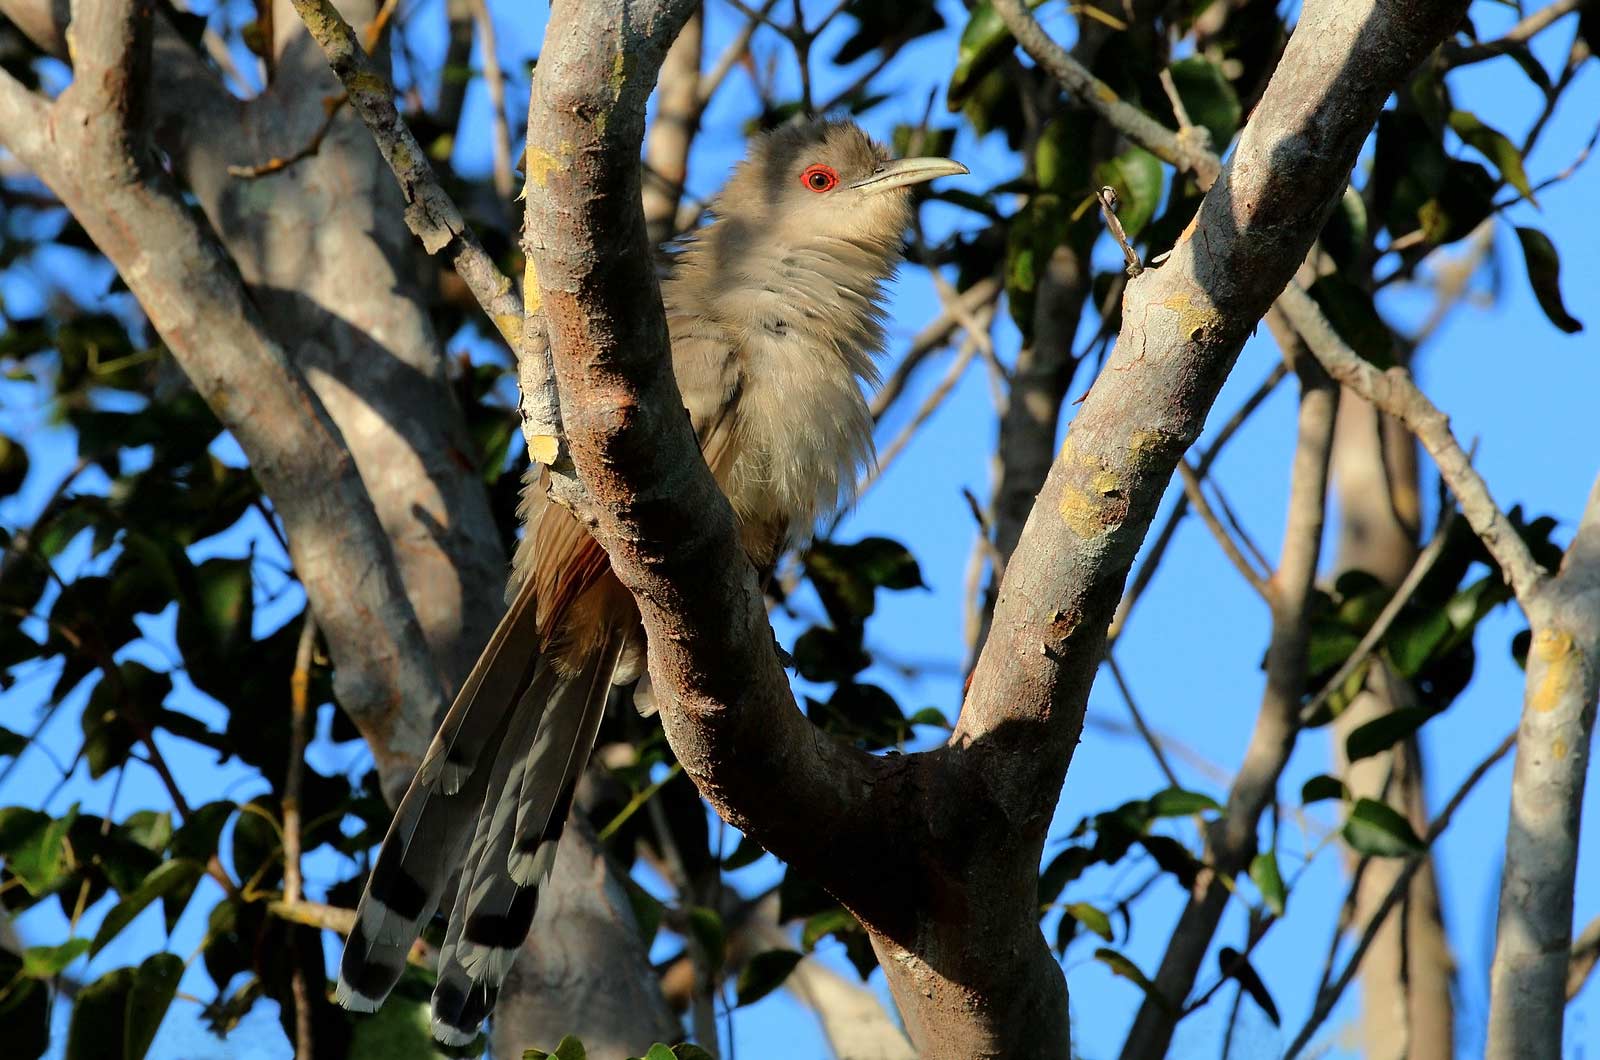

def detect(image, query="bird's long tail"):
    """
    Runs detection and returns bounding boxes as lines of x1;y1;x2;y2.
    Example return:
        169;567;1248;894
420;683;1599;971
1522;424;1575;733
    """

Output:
429;625;623;1046
334;571;623;1047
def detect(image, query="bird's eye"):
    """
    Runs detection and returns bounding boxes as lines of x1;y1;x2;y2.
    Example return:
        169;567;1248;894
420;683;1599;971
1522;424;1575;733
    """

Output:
800;164;839;193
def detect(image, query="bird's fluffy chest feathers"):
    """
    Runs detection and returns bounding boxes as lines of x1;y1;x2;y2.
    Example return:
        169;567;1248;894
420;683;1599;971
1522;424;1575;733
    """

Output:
725;319;871;536
664;237;887;546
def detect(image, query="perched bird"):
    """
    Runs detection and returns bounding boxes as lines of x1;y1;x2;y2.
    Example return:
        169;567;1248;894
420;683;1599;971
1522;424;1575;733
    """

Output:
335;118;966;1045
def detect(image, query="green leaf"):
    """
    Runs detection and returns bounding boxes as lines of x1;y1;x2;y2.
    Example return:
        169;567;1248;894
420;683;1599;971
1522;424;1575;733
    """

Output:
1345;708;1436;764
1094;948;1172;1010
92;859;205;956
0;949;50;1059
4;803;79;894
947;2;1011;109
1168;56;1241;148
1219;947;1280;1025
170;800;234;863
791;626;870;683
21;938;89;977
1513;227;1583;334
1308;275;1395;368
721;834;766;871
642;1047;677;1060
1301;774;1347;804
686;906;726;975
1147;787;1222;817
800;908;858;952
736;949;804;1007
1249;852;1286;917
524;1036;588;1060
1094;147;1163;239
1065;902;1113;941
1449;110;1535;202
0;724;28;758
1342;797;1425;856
0;434;27;498
66;953;183;1060
622;878;663;949
125;953;183;1058
667;1047;716;1060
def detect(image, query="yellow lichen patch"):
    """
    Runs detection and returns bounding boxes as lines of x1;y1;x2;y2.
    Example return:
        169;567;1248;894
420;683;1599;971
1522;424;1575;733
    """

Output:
1529;628;1579;713
610;52;630;97
522;258;542;314
1092;469;1121;496
1059;487;1104;539
1162;290;1219;343
527;434;561;465
1095;83;1119;105
523;147;563;187
348;69;388;102
492;314;522;345
1553;738;1569;760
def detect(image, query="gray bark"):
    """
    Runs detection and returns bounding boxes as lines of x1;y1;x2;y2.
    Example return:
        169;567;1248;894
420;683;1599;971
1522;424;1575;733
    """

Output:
524;0;1469;1056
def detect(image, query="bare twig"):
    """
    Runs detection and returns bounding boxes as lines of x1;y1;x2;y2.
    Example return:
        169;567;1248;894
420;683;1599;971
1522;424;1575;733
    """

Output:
467;0;515;202
1108;364;1289;642
1177;462;1273;599
286;0;524;347
1277;282;1548;603
227;93;348;179
1286;731;1517;1058
1097;186;1143;276
1570;914;1600;1001
1300;511;1457;724
1440;0;1588;67
991;0;1222;187
1104;652;1179;787
871;276;1002;422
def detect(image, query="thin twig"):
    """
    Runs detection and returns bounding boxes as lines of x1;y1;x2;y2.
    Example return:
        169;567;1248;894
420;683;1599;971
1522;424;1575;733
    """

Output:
1284;730;1518;1058
228;94;349;179
1440;0;1587;67
1108;364;1288;641
1104;651;1179;787
1277;282;1548;604
871;276;1003;422
991;0;1222;187
1569;914;1600;1001
1299;510;1457;724
1097;186;1143;276
961;487;1007;587
468;0;515;202
1177;462;1273;599
286;0;525;347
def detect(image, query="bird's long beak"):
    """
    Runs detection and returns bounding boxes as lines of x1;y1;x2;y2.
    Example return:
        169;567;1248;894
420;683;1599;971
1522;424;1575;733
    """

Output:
850;157;969;193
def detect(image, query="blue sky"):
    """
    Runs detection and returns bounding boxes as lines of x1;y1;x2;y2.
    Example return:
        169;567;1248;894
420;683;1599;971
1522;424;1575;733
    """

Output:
2;1;1597;1057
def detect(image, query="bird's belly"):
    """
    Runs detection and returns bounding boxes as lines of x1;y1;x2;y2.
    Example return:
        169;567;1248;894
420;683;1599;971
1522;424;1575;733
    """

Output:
724;330;873;541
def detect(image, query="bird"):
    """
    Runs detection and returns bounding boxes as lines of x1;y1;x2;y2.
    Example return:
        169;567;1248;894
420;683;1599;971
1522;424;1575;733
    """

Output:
333;117;966;1045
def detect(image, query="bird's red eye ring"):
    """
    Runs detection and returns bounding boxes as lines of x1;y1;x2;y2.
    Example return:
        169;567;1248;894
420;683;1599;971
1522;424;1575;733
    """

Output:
800;164;839;193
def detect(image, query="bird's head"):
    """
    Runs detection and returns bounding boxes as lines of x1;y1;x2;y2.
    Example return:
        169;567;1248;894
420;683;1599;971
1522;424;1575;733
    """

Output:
717;119;967;252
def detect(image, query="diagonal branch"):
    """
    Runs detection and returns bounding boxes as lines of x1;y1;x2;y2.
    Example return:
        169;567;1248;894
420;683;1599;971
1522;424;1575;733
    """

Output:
1275;282;1548;602
1;6;443;795
286;0;524;347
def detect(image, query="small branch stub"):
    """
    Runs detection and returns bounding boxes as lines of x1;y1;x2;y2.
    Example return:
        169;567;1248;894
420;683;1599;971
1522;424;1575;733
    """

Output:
1098;186;1143;277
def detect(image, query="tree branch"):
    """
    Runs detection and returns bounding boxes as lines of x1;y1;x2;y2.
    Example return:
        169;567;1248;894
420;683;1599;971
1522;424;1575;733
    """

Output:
1287;730;1517;1058
522;0;1469;1054
286;0;524;347
1487;471;1600;1057
1;8;444;795
1276;282;1548;602
991;0;1222;187
1120;322;1338;1059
